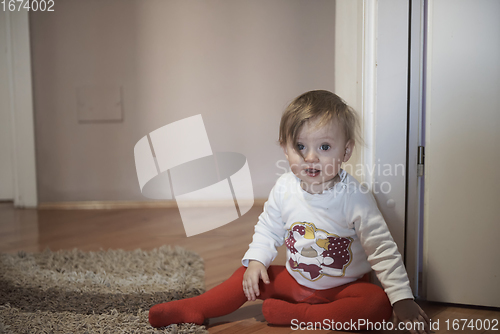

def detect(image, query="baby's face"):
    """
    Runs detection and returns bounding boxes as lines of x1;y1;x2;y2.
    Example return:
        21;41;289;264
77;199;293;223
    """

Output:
283;117;353;194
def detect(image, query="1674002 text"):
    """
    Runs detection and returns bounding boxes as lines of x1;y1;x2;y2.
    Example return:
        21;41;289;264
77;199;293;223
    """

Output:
2;0;54;12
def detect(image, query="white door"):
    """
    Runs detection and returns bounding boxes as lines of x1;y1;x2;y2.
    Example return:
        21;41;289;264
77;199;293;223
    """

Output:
423;0;500;307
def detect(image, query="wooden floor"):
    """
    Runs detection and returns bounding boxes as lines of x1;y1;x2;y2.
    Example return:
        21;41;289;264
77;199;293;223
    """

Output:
1;202;498;333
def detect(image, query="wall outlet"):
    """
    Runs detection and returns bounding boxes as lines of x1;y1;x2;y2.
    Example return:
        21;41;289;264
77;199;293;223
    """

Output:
76;85;123;123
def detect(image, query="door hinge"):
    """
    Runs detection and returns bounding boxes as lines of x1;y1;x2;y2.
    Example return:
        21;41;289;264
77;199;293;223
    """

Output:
417;146;425;177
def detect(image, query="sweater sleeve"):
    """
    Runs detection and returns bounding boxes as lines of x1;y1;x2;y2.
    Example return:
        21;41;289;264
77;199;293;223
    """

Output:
242;176;287;268
345;186;415;305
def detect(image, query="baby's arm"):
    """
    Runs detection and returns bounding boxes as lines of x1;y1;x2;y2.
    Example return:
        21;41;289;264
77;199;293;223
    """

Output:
346;187;430;333
242;260;270;301
241;175;288;299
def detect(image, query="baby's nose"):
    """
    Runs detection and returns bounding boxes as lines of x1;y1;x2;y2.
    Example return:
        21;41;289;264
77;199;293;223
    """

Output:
304;151;319;162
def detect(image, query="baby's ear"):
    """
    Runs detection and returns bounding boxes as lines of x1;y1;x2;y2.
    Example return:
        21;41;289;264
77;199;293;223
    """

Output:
281;144;289;159
343;140;355;162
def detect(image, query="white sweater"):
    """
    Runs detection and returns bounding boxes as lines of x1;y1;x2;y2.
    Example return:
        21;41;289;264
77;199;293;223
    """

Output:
242;170;414;305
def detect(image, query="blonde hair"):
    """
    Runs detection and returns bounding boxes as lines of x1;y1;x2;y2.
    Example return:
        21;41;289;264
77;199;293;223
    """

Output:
279;90;361;150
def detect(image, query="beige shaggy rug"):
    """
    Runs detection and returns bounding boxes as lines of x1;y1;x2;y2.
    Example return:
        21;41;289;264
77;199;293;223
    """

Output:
0;246;208;333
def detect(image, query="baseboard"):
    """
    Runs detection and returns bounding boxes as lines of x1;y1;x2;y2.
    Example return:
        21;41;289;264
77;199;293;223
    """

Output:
38;199;267;210
38;201;178;210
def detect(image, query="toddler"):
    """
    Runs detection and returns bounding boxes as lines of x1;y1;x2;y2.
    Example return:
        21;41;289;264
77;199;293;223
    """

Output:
149;90;430;333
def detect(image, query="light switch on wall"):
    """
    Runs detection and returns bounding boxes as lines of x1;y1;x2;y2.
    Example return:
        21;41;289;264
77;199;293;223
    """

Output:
76;85;123;123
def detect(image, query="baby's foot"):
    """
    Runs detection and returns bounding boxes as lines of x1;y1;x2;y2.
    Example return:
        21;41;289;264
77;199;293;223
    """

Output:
149;299;205;328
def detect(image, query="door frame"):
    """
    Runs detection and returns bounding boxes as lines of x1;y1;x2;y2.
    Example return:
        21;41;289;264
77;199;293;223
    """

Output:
405;0;426;298
2;10;38;208
362;0;423;295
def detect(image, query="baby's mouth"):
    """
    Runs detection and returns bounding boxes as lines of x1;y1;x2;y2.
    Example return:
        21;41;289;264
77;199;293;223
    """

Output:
305;168;320;177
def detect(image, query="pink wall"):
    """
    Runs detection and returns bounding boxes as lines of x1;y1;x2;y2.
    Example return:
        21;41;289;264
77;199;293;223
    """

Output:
30;0;338;202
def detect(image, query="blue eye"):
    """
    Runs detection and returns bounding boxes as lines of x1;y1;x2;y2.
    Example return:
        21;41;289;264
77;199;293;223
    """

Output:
320;144;330;151
297;143;305;150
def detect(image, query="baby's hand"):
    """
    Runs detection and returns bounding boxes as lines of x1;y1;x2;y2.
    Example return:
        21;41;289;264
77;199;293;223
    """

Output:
392;299;431;334
242;260;270;301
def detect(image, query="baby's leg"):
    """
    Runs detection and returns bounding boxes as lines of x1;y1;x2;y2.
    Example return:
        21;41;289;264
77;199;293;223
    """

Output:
258;265;326;302
149;264;314;327
149;265;303;327
262;280;393;329
149;266;248;327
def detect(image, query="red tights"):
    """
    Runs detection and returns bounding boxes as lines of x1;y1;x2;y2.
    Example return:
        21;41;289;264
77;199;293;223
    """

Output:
149;265;392;328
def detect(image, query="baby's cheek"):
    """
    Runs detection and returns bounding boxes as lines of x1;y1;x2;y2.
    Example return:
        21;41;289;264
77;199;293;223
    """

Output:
322;161;341;177
290;164;299;174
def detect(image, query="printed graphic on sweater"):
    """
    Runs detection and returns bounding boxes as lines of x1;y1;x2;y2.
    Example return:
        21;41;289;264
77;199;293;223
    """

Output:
285;222;353;281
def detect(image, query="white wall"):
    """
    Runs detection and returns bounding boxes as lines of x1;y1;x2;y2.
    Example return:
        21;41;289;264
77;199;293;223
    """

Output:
31;0;347;202
334;0;363;178
372;0;410;253
336;0;410;253
1;10;38;207
0;10;14;201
